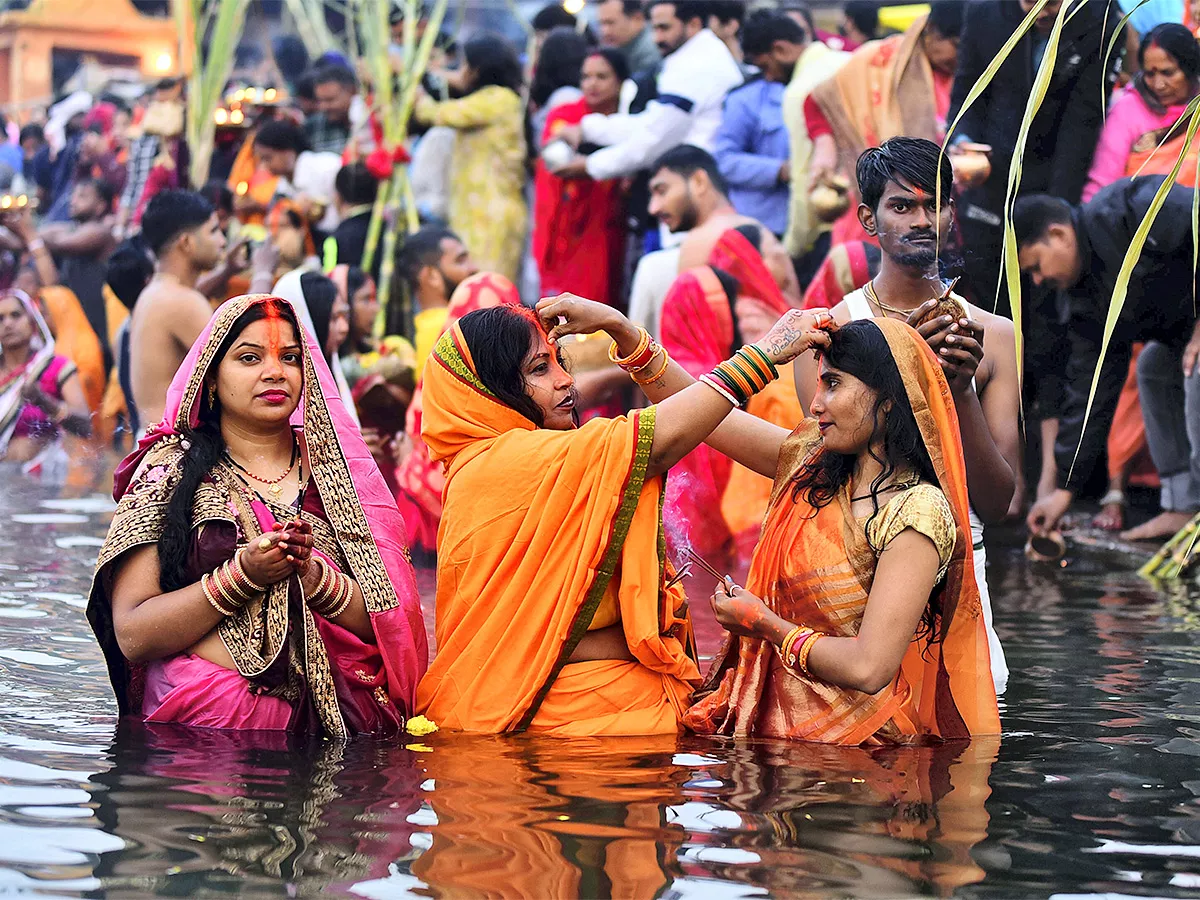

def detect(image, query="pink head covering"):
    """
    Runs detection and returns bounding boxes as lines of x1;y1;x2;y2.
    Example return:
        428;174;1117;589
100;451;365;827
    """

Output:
83;102;116;138
112;293;427;713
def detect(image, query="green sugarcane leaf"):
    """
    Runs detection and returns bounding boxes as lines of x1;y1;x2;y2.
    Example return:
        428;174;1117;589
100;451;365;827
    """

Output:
1001;0;1087;393
1067;100;1200;482
1101;0;1150;121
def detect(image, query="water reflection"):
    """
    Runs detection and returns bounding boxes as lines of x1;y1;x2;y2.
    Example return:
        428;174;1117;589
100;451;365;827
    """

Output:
4;469;1200;896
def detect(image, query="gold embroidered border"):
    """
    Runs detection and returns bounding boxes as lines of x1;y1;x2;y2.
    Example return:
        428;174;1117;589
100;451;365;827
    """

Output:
514;407;656;732
432;329;495;398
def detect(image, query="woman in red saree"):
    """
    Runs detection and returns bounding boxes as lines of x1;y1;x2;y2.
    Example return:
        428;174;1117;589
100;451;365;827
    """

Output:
88;294;427;737
659;226;799;566
675;318;999;743
532;48;629;306
395;272;520;555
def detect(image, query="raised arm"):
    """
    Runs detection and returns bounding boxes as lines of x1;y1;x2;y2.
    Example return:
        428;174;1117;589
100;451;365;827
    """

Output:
538;295;834;480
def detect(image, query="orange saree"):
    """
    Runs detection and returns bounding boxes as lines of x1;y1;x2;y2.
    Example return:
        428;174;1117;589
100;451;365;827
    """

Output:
416;324;700;735
809;16;944;246
684;318;999;744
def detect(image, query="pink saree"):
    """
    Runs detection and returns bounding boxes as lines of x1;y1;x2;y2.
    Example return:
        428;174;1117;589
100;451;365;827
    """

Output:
92;294;427;738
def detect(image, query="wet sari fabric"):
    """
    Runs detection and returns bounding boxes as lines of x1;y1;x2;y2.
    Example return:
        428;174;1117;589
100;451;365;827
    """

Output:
684;318;1000;744
416;323;700;735
89;294;427;739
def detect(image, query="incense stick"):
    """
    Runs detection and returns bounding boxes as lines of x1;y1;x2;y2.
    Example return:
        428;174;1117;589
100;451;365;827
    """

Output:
684;548;725;581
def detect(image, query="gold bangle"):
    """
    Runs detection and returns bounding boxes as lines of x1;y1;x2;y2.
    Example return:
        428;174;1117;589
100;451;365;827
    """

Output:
607;327;650;368
796;632;823;676
776;625;804;667
202;572;238;617
232;548;267;594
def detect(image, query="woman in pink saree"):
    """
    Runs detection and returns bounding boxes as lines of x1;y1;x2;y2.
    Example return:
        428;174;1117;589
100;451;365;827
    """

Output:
88;293;427;737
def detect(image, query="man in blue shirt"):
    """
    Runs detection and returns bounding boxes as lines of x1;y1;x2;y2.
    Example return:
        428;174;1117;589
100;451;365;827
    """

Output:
711;11;808;238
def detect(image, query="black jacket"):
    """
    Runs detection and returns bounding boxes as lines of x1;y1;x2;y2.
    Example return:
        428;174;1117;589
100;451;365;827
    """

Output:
1054;177;1199;490
949;1;1123;207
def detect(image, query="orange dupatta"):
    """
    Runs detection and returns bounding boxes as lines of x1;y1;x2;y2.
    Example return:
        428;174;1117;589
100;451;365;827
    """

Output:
39;286;105;414
416;323;700;734
684;318;1000;744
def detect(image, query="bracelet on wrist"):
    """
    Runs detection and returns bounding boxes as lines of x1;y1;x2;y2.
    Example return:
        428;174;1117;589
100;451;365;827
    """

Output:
608;326;653;371
631;346;671;385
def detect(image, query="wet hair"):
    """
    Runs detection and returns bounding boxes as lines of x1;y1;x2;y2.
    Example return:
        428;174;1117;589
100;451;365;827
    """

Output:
645;1;706;27
789;320;942;637
856;136;953;213
843;0;880;37
742;11;806;57
926;1;964;39
396;225;457;291
1141;23;1200;83
106;237;154;310
254;119;308;154
335;161;378;206
1012;194;1075;247
301;271;339;360
457;305;554;427
586;47;630;83
463;34;523;94
140;189;215;257
158;300;301;592
531;27;589;108
312;64;358;92
650;144;729;197
532;2;577;31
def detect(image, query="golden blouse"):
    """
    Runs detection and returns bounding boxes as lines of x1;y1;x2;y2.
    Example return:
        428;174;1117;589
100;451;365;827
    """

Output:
864;484;956;584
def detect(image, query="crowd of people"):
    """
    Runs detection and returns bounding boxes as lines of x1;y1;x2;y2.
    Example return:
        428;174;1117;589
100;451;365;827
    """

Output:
0;0;1198;744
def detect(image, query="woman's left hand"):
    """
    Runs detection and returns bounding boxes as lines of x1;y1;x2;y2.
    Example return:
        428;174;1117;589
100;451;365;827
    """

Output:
20;380;56;415
536;292;629;344
754;309;838;365
710;582;773;639
274;517;314;574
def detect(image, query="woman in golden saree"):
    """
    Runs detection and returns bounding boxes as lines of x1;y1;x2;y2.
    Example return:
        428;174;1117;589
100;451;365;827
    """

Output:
675;318;1000;743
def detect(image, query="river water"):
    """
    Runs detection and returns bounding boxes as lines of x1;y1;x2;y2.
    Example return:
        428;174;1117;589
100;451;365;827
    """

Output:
2;466;1200;898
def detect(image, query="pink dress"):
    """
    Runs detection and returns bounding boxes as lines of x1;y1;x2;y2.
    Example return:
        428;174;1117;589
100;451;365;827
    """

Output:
1083;88;1188;202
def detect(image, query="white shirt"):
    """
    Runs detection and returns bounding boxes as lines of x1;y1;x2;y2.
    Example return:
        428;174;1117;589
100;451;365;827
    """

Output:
580;29;743;180
627;246;681;340
278;150;343;233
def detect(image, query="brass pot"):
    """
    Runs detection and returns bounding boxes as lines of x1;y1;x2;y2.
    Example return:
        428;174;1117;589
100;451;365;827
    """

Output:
810;175;850;223
951;142;992;185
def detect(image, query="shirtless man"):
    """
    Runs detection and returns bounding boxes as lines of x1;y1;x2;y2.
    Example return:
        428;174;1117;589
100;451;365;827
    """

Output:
128;190;226;431
648;144;800;300
794;137;1019;695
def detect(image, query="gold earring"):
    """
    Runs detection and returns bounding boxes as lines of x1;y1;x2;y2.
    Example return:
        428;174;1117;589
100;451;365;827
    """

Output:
206;383;216;406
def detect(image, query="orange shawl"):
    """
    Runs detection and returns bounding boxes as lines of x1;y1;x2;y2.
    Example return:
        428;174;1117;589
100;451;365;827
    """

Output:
39;286;105;414
416;323;700;734
810;16;939;161
684;318;1000;744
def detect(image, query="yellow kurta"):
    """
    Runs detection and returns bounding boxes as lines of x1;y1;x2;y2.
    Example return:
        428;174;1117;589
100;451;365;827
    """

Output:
415;86;528;284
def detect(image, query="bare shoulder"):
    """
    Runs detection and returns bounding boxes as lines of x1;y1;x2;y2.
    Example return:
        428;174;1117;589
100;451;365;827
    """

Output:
827;299;853;325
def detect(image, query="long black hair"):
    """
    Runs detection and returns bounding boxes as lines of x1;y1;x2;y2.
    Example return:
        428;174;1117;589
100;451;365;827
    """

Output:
157;300;301;593
300;271;338;362
463;33;523;94
530;27;588;108
457;305;576;428
791;321;942;634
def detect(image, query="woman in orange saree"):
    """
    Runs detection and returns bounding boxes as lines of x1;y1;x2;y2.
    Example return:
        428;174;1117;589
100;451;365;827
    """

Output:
675;318;998;743
416;298;832;735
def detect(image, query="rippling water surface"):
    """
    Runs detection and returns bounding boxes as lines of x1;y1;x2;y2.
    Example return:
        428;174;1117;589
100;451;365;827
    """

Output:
2;467;1200;898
